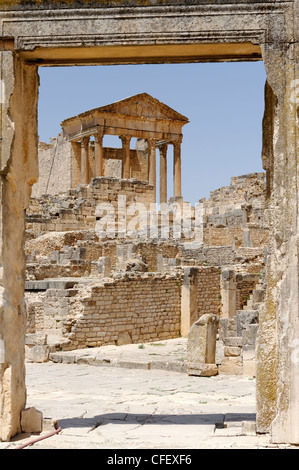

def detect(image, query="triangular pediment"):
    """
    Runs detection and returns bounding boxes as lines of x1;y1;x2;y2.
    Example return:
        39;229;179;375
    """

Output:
95;93;189;122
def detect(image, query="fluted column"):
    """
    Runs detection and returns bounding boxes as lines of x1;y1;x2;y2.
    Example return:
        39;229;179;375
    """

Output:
159;143;168;204
94;132;104;177
81;136;90;184
173;140;182;197
120;135;131;179
148;138;157;201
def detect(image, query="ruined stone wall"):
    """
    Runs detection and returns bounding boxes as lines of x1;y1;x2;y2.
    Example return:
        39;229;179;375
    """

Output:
27;177;155;233
236;273;261;310
201;173;268;249
196;267;221;318
25;230;182;279
32;134;72;198
34;134;150;198
27;172;269;255
25;267;225;350
25;273;182;349
203;173;266;210
68;274;182;348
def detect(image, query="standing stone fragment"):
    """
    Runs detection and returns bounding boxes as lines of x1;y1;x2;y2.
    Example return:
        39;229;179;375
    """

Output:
187;314;219;377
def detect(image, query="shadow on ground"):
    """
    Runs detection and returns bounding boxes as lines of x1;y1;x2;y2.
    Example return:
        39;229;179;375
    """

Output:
58;412;256;430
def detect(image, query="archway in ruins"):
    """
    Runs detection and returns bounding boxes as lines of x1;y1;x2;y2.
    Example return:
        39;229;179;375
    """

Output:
0;1;298;446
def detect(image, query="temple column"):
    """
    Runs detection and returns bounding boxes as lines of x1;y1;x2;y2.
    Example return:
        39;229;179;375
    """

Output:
94;132;104;177
173;140;182;197
159;143;168;204
120;135;131;179
148;138;157;201
81;136;90;184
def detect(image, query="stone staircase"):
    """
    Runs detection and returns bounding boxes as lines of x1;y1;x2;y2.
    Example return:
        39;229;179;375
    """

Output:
218;279;266;376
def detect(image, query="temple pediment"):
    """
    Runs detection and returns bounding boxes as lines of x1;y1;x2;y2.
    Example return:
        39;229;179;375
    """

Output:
62;93;189;126
61;92;189;144
94;93;189;123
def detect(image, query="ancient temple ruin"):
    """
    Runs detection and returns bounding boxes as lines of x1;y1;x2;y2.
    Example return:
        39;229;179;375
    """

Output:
0;0;298;447
34;93;188;203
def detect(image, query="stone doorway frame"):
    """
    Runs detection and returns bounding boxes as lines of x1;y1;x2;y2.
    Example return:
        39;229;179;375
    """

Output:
0;1;298;445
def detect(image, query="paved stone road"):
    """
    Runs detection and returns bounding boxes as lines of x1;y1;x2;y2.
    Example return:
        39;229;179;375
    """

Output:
1;339;295;450
1;363;279;450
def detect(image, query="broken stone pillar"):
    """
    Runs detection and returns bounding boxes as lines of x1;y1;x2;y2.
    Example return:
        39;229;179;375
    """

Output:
243;228;252;248
97;256;111;277
181;267;199;337
218;317;243;375
220;270;236;319
0;52;39;441
237;310;259;377
157;254;163;273
187;314;219;377
116;244;133;271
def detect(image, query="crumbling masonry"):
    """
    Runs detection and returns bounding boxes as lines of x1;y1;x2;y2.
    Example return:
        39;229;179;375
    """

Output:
0;0;298;446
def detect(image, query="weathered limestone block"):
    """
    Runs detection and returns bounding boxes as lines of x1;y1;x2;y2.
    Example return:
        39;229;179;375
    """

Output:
125;258;148;272
237;311;259;376
224;346;241;357
187;314;219;377
97;256;111;277
218;356;243;376
236;310;259;336
117;332;132;346
21;407;43;434
25;345;50;363
218;318;237;340
25;333;47;346
243;228;252;248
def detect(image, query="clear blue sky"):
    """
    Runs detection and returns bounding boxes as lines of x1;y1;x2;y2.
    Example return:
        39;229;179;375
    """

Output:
38;62;266;204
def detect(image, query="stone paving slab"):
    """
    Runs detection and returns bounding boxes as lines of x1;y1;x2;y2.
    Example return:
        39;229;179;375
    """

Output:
49;338;189;373
2;339;297;450
0;360;294;450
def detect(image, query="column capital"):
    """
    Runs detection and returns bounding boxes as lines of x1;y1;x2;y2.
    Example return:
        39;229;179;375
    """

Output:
147;138;158;148
93;131;104;143
172;139;182;149
157;141;168;147
158;142;168;156
119;135;131;145
81;135;90;147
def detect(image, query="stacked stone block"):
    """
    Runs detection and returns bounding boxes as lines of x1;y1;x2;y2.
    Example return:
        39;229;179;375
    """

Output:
218;279;265;376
